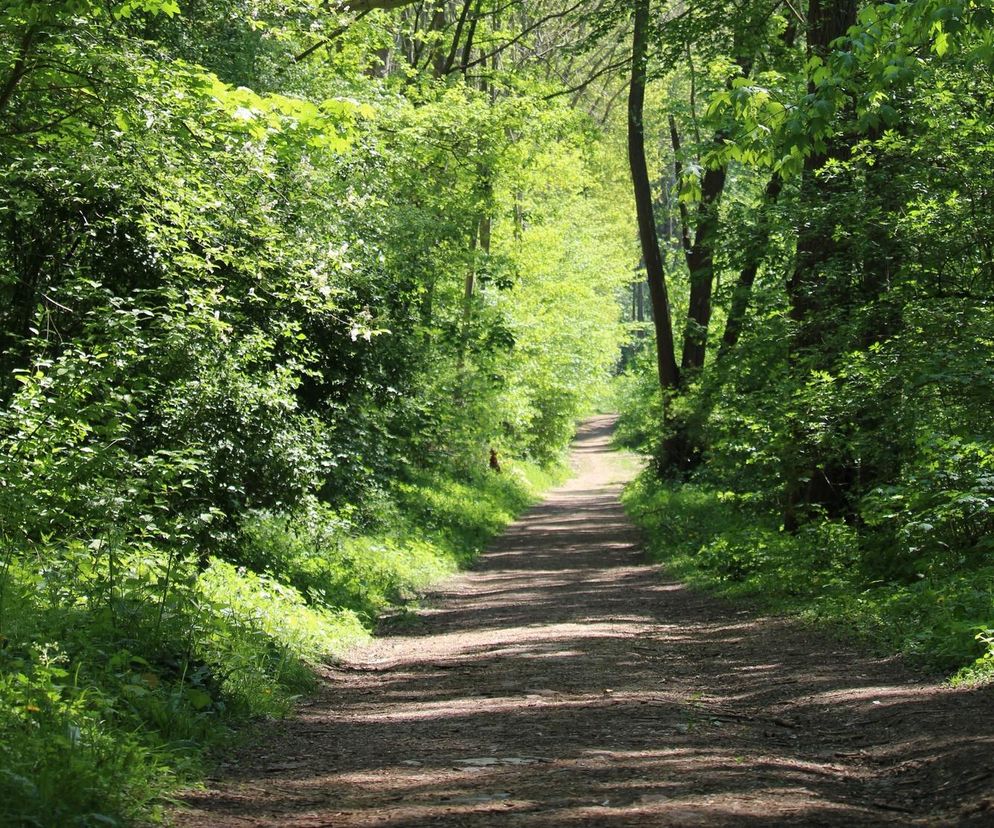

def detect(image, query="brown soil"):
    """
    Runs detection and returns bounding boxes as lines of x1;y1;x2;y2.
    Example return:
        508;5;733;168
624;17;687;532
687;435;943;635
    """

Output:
176;416;994;827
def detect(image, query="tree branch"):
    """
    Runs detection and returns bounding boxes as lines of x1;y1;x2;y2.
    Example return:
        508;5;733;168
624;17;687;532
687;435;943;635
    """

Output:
668;114;694;257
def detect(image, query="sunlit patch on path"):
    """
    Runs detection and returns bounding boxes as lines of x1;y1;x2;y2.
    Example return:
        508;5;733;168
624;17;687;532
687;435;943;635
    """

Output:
176;416;994;826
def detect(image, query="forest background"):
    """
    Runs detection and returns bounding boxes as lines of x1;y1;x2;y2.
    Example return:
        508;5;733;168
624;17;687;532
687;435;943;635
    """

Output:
1;0;992;825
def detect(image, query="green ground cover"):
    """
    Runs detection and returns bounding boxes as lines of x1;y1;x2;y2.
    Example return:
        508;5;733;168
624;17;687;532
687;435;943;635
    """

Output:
0;460;562;827
623;473;994;686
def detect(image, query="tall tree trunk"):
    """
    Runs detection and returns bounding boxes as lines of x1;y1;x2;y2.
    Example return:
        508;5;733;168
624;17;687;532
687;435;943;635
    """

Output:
669;46;762;374
628;0;679;391
441;0;473;75
456;217;481;374
719;173;783;354
0;27;36;118
425;3;448;76
787;0;858;338
783;0;858;531
680;165;726;373
459;0;481;74
457;171;491;376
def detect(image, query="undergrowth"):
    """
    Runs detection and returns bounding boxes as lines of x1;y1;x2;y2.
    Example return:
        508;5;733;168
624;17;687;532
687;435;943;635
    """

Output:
0;460;560;827
622;473;994;684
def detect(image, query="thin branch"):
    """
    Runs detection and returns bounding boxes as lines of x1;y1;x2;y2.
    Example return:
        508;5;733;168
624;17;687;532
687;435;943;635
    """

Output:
668;113;694;256
598;76;627;122
544;56;628;100
293;11;372;63
782;0;806;26
457;0;587;72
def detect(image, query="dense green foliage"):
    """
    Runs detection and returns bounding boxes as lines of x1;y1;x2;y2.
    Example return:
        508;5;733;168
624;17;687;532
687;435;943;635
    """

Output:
0;0;633;823
619;0;994;681
623;476;994;680
0;461;560;825
4;0;994;821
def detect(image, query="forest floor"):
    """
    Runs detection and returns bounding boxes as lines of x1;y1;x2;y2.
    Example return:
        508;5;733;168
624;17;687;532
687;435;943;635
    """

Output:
175;416;994;827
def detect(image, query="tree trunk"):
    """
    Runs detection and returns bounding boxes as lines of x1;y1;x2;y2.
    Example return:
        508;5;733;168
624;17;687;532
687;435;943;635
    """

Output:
628;0;679;391
680;165;726;373
783;0;858;531
719;173;783;354
0;28;36;118
441;0;473;75
787;0;858;339
455;217;481;374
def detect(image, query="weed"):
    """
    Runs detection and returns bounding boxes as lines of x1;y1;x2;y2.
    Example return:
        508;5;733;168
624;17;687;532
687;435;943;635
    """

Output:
623;471;994;681
0;458;556;826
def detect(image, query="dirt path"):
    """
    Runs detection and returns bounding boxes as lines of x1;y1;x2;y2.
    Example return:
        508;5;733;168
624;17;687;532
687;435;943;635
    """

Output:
178;416;993;827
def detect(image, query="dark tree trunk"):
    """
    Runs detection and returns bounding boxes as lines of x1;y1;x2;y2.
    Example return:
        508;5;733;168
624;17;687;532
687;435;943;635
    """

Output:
787;0;859;339
455;216;481;375
628;0;679;391
680;165;727;373
459;0;481;74
0;27;36;118
783;0;858;531
719;173;783;354
441;0;474;75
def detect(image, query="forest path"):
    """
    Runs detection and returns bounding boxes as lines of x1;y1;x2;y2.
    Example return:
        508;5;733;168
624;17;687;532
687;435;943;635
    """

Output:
178;415;992;827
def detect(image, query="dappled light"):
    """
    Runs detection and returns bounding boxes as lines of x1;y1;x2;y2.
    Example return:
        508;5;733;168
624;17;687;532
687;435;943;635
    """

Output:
178;418;993;826
2;0;992;822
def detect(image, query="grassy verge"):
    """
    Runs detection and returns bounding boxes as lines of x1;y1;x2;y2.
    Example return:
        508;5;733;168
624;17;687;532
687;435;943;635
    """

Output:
0;459;563;827
622;472;994;685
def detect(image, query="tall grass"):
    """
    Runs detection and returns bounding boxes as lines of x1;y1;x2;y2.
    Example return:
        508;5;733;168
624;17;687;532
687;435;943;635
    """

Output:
0;459;561;826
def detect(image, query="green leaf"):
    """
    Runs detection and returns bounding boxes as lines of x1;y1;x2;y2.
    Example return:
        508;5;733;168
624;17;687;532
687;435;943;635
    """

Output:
186;689;213;710
934;30;950;56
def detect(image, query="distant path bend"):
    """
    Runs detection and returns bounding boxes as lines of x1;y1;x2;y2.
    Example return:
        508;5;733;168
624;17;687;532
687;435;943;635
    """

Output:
178;415;993;827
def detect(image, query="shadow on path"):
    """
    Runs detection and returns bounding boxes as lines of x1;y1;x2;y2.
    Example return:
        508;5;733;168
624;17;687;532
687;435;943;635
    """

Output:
177;415;994;827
